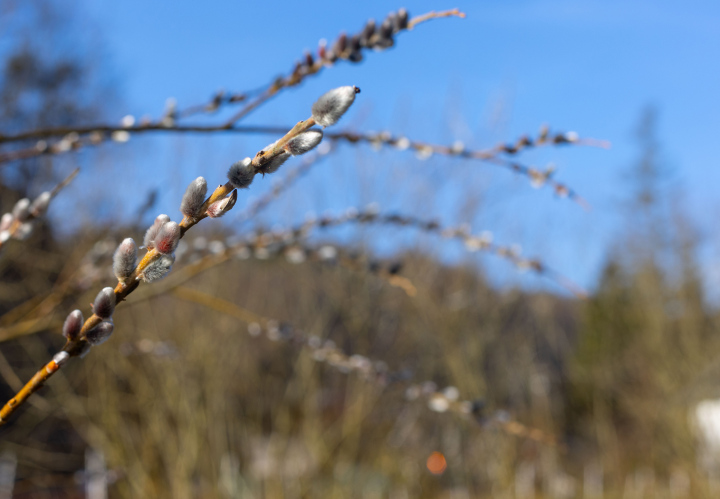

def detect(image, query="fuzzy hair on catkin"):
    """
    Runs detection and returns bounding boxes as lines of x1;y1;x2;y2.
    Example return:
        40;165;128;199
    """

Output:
286;130;323;155
311;86;360;127
155;221;180;255
180;177;208;219
63;310;84;341
113;238;137;280
93;287;116;319
29;192;51;216
12;198;30;222
141;254;175;282
86;320;114;346
262;151;290;174
144;214;170;249
227;157;255;189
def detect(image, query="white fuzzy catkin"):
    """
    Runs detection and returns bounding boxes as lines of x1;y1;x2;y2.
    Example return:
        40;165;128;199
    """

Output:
286;130;323;155
311;86;360;127
155;221;180;255
0;213;12;231
29;192;51;216
141;254;175;282
93;287;116;319
113;238;137;280
262;151;290;174
180;177;208;218
86;320;114;346
63;309;84;341
144;214;170;249
227;157;255;189
12;198;30;222
14;222;33;240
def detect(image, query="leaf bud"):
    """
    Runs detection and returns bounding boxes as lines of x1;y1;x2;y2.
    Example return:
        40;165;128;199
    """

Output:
206;190;238;218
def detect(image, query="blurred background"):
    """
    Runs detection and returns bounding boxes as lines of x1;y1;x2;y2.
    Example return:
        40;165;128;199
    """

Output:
0;0;719;497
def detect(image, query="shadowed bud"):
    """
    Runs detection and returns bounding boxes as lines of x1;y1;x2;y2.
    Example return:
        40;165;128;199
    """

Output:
14;222;33;240
86;320;114;346
227;157;255;188
144;214;170;249
113;238;137;280
155;221;180;254
376;18;395;48
360;19;376;46
311;86;360;127
29;192;51;217
262;151;290;175
348;35;363;62
333;32;348;55
141;254;174;282
395;8;409;31
12;198;30;222
180;177;207;219
63;310;84;341
0;213;12;232
286;130;323;155
206;190;238;218
93;287;116;319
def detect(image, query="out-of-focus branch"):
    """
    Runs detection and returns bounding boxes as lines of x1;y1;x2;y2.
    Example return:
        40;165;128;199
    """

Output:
0;168;79;253
171;285;559;448
0;124;605;206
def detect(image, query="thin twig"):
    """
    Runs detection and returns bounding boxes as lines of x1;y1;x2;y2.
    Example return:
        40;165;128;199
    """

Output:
0;168;80;253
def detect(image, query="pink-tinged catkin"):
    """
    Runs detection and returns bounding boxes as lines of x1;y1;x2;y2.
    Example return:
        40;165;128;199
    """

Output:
144;214;171;249
86;320;114;346
29;192;51;217
180;177;208;219
113;238;137;280
286;130;323;156
227;158;255;189
206;190;238;218
62;310;84;341
141;254;174;282
93;287;116;319
155;221;180;255
311;86;360;128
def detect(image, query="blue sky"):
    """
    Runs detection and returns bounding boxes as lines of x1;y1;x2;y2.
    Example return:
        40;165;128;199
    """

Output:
23;1;720;294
